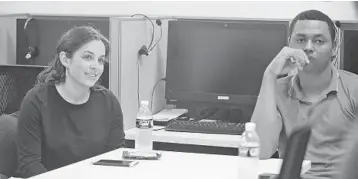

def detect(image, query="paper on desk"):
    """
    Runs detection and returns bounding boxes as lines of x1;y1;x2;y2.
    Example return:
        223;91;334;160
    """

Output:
153;109;188;121
259;159;311;175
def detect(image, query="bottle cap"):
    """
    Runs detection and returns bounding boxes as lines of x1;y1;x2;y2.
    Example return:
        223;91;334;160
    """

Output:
141;101;149;106
245;122;256;131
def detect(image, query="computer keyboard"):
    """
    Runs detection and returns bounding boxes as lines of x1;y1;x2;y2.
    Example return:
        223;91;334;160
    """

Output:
165;120;245;135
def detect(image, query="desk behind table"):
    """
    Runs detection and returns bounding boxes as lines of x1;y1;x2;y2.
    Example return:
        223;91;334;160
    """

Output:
125;126;281;157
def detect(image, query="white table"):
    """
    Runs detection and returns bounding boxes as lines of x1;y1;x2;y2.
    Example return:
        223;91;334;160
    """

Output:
29;148;311;179
125;126;240;148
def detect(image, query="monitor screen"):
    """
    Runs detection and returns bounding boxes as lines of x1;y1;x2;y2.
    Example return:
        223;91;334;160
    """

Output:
166;20;288;105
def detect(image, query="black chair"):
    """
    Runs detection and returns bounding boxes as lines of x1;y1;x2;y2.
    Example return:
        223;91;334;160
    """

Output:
0;112;19;178
0;65;45;178
277;125;312;179
0;65;46;115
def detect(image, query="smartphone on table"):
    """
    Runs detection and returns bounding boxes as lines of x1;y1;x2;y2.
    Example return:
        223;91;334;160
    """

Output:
93;159;139;167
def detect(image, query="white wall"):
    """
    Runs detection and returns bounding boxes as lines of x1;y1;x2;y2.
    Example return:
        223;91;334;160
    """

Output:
0;1;356;21
1;1;356;65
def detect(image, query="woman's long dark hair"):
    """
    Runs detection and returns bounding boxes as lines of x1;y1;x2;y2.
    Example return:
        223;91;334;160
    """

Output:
36;26;110;90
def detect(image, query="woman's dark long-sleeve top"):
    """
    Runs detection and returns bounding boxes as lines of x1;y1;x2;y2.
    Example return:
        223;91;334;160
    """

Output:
17;83;125;178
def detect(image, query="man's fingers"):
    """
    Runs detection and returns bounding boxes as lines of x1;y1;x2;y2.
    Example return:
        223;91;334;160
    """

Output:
295;49;310;64
289;55;306;72
292;51;309;68
290;57;295;63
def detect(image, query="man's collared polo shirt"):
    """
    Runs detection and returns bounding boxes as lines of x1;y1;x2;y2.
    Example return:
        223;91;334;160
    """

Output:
274;67;358;179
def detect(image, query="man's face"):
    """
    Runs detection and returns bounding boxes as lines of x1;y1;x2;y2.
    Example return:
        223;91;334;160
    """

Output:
289;20;334;74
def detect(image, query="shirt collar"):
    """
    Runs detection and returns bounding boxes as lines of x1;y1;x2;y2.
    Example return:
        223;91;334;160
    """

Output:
288;67;339;100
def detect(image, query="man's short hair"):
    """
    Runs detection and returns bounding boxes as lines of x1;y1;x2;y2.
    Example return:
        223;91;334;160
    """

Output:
289;9;336;43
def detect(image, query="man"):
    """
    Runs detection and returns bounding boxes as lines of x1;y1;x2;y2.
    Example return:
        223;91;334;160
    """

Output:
251;9;358;179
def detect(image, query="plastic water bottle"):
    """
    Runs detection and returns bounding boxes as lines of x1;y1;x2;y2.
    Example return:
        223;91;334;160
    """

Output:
135;100;153;151
238;122;260;179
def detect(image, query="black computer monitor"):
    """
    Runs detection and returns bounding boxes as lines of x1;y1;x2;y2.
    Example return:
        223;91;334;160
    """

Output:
166;19;288;106
0;65;47;115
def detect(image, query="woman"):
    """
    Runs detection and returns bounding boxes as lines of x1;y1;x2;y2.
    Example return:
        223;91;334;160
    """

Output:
16;26;125;178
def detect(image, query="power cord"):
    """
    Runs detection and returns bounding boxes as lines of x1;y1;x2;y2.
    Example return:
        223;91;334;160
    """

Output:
150;78;166;111
193;107;219;122
148;21;163;52
332;20;342;68
24;17;38;63
132;14;163;108
137;59;140;109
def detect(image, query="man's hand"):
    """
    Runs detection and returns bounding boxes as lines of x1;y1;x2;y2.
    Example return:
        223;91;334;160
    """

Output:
266;46;310;77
